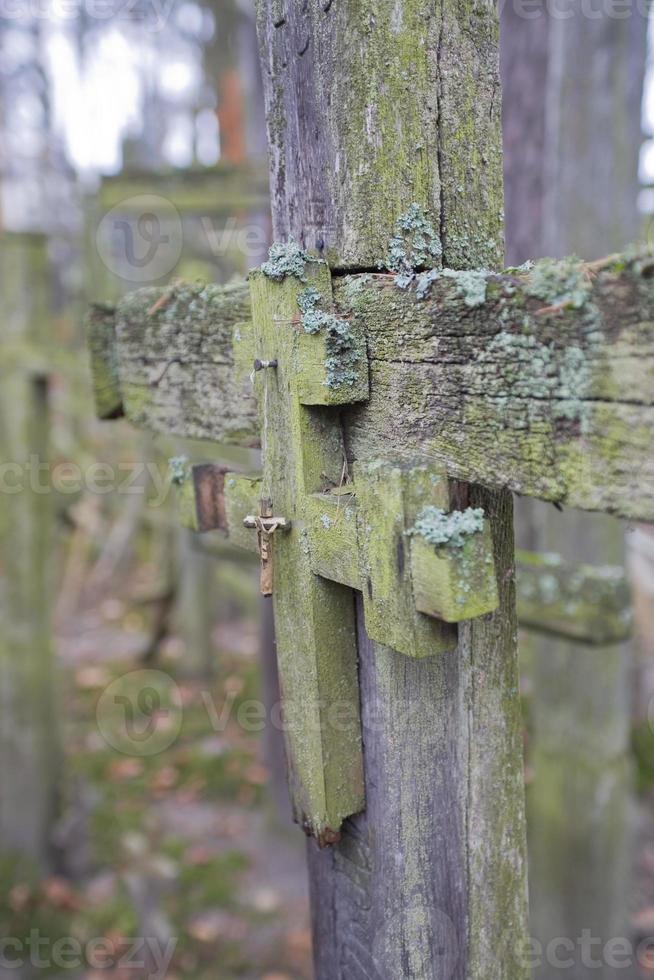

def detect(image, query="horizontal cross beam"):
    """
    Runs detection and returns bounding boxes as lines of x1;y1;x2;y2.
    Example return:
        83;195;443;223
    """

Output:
172;464;634;648
173;462;499;651
516;550;632;645
90;251;654;521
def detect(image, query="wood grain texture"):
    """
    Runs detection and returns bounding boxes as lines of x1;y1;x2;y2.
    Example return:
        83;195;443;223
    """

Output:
255;0;503;271
336;256;654;520
114;279;256;445
107;253;654;520
308;488;529;979
248;266;365;843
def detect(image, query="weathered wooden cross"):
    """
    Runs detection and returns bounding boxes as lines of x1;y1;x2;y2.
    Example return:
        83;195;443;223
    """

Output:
89;2;654;974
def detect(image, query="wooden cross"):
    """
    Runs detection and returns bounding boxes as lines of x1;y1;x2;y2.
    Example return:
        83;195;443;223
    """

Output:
88;1;654;974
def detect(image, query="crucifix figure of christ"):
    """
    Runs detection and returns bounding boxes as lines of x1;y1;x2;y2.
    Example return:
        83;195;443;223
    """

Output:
89;1;654;976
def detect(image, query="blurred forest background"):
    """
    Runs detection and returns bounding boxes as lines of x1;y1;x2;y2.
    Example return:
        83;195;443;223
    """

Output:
1;2;654;979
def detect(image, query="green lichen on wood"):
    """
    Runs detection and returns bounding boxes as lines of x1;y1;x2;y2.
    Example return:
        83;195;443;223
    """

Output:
222;473;261;554
283;262;369;406
386;204;442;286
257;0;504;271
297;286;361;389
524;255;592;309
261;238;311;282
355;459;457;659
415;267;490;306
247;266;364;843
104;249;654;521
516;549;632;644
87;302;124;419
409;509;499;623
114;278;256;445
408;505;485;547
168;455;206;533
305;493;360;591
169;454;190;486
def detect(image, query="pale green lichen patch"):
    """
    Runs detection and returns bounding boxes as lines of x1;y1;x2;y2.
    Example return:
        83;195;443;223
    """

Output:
525;256;592;310
297;287;360;389
415;267;490;306
261;239;312;283
169;455;190;486
386;203;442;286
408;505;485;548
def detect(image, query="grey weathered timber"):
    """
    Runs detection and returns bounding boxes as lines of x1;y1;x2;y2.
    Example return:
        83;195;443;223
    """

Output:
252;1;525;973
101;252;654;521
255;0;503;272
516;551;632;645
525;628;632;979
113;280;256;445
174;526;216;678
310;488;526;978
501;15;644;974
500;1;647;267
0;232;60;870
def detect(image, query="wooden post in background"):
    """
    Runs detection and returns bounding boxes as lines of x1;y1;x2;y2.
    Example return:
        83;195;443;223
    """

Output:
0;232;61;871
256;2;529;974
501;5;646;972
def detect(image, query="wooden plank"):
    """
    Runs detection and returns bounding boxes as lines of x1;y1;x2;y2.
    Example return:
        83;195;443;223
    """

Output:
255;0;503;271
105;251;654;518
97;164;270;213
113;279;257;445
248;263;365;844
354;460;457;656
309;488;529;978
516;550;632;645
0;232;60;870
337;255;654;520
88;302;124;419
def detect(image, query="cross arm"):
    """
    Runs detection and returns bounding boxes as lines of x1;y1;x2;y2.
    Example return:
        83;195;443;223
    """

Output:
87;279;260;445
89;250;654;520
337;251;654;521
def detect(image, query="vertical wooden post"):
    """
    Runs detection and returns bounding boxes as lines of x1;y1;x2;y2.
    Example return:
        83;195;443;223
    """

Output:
501;11;645;970
255;2;529;974
0;232;60;871
174;525;216;678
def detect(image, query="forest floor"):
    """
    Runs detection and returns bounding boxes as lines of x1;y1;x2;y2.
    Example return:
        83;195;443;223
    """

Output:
1;573;312;980
4;531;654;979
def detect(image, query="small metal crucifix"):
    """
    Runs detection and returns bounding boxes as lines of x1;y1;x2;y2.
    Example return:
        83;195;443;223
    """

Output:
243;499;291;596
